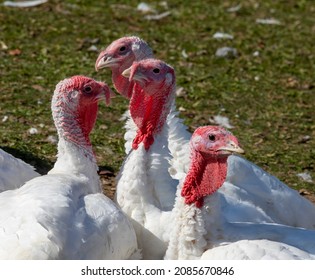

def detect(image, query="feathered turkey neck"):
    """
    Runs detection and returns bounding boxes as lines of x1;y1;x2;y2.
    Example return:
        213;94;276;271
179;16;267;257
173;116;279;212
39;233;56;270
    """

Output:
181;148;229;208
165;144;230;260
129;79;175;151
51;78;98;162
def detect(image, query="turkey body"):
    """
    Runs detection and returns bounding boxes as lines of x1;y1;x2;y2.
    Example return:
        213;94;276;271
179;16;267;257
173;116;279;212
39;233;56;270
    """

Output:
200;239;315;260
218;155;315;228
0;76;140;260
116;134;176;259
96;37;315;231
0;148;39;192
115;59;178;259
0;172;138;259
165;126;315;260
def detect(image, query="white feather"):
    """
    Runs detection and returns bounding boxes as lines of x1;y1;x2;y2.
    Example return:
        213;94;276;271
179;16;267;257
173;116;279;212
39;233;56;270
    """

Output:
0;148;39;192
201;239;315;260
0;78;140;260
165;190;315;260
0;172;139;259
122;110;137;154
116;122;177;259
165;123;315;260
167;108;315;229
167;100;191;179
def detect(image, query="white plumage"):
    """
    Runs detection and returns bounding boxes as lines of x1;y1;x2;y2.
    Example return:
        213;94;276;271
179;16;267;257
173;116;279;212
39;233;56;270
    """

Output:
171;146;315;228
96;36;315;231
200;240;315;260
116;58;315;260
219;155;315;227
166;188;315;260
0;76;140;260
166;192;315;260
0;173;139;259
116;131;176;259
116;59;178;259
0;148;39;192
165;126;315;260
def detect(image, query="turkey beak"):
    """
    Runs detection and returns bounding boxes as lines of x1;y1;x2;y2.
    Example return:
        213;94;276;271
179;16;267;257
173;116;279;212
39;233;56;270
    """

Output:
217;140;244;154
122;67;132;79
122;66;137;83
122;66;146;84
95;54;118;71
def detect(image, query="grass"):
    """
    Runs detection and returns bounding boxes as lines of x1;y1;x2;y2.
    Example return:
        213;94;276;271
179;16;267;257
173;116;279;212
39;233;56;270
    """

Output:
0;0;314;194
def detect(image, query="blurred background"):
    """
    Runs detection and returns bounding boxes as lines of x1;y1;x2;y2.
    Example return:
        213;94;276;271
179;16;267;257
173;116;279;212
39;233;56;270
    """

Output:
0;0;314;201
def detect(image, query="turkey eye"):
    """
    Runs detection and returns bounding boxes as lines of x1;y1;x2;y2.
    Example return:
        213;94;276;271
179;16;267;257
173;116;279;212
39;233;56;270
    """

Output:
84;86;92;94
209;134;216;141
153;68;160;74
119;46;126;52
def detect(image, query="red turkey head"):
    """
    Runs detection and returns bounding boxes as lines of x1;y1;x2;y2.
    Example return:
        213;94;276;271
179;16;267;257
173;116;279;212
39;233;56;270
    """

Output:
52;75;112;143
191;126;244;157
95;36;153;98
122;58;175;150
182;126;244;208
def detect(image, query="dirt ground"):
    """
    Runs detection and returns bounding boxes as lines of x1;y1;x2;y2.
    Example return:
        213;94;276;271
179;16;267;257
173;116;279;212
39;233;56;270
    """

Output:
99;170;116;200
299;190;315;204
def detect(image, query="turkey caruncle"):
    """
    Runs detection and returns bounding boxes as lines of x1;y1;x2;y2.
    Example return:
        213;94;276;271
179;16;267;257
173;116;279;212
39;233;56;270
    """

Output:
0;76;140;260
96;36;315;233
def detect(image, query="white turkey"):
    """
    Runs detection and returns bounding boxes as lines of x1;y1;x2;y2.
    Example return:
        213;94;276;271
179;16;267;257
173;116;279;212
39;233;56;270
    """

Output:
95;36;190;156
97;36;315;230
95;36;190;164
0;148;39;192
0;75;140;260
115;58;178;259
165;126;315;260
116;58;315;260
95;36;154;154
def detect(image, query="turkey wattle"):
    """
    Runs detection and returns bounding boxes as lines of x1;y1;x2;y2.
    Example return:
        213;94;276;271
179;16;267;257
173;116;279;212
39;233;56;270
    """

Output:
98;37;315;230
95;36;190;158
116;58;178;259
0;76;140;260
165;126;315;260
95;36;153;154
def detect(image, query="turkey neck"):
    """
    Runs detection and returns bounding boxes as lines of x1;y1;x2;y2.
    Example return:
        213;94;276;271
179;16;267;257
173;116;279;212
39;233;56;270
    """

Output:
112;67;134;99
165;152;229;260
123;79;177;210
112;54;139;99
50;92;100;192
130;82;175;151
181;151;228;208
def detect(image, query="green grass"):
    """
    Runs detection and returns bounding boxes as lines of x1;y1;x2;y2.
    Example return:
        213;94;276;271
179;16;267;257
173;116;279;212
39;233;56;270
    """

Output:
0;0;314;193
